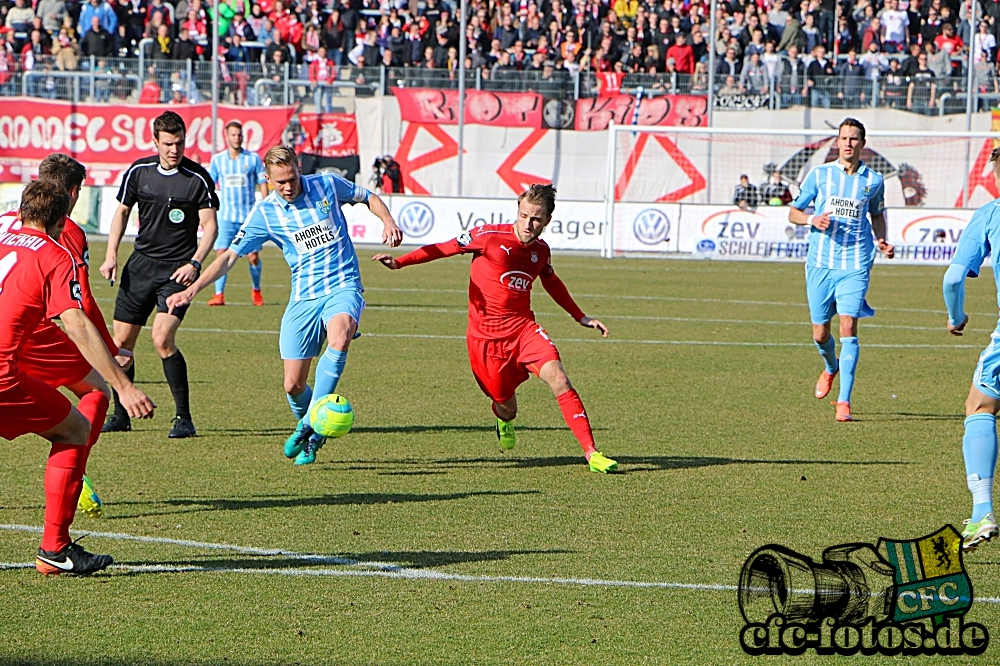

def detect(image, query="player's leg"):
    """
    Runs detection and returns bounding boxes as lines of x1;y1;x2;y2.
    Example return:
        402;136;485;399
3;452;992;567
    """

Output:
104;321;142;432
467;335;521;450
151;312;194;438
961;340;1000;551
209;221;237;305
294;293;364;465
830;269;873;421
209;251;229;306
248;250;264;306
279;298;326;461
806;265;839;399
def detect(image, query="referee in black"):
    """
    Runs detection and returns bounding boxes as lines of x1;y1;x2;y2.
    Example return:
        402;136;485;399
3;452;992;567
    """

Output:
99;111;218;438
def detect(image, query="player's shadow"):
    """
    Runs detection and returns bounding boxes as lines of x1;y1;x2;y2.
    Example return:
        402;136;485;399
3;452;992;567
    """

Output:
120;548;571;573
352;424;587;434
345;455;909;474
863;411;965;422
105;489;539;520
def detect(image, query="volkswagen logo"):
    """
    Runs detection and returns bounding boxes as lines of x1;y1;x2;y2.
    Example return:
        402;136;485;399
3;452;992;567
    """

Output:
397;201;435;238
633;208;670;245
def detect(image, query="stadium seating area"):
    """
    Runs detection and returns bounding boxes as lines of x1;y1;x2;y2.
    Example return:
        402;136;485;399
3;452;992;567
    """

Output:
0;0;996;112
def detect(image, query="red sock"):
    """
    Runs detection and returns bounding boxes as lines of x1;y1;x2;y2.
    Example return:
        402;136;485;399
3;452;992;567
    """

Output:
556;389;597;457
76;391;109;463
41;442;87;552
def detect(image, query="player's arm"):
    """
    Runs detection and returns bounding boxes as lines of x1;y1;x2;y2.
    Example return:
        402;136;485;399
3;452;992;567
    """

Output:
60;308;155;417
943;263;969;335
99;203;131;284
372;237;468;269
540;268;609;338
943;211;990;336
787;170;829;230
870;211;894;258
171;206;218;287
365;192;402;247
166;249;240;313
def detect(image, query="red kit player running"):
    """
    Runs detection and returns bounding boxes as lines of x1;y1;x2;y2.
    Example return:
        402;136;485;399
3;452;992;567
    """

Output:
0;154;131;519
0;180;154;575
373;185;618;473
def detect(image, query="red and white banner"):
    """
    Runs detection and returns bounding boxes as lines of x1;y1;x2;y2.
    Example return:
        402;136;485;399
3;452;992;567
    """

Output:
393;88;544;128
574;94;708;130
297;113;359;158
0;98;296;185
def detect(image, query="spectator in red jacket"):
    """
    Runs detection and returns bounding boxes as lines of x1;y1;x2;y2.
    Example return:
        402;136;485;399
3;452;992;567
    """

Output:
666;32;694;74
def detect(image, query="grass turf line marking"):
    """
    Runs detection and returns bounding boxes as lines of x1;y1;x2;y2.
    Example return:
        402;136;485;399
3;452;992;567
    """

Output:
180;328;981;349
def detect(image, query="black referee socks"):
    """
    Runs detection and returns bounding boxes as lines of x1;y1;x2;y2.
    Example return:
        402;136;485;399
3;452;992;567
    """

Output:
161;351;191;421
111;361;136;421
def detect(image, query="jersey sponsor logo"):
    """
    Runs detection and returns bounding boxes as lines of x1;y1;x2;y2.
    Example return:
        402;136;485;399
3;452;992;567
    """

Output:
633;208;671;245
168;208;185;223
70;280;82;301
827;196;862;220
500;270;533;292
397;202;434;238
457;231;473;247
292;220;338;253
224;173;249;190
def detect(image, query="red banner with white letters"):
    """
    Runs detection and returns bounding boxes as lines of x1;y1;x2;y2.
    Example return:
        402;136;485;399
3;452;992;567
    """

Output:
297;113;359;158
0;98;295;185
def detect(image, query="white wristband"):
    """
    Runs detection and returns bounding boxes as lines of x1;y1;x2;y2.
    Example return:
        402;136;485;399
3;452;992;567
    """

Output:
806;215;815;227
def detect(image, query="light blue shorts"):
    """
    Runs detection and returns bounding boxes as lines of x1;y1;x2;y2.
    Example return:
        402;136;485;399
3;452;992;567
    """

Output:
805;265;875;325
279;289;365;360
217;219;262;252
974;332;1000;400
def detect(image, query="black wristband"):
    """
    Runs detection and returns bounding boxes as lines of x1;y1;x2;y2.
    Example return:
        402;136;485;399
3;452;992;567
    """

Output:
189;259;202;271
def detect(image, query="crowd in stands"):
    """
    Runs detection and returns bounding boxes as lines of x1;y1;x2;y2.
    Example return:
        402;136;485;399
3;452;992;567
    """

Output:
0;0;997;108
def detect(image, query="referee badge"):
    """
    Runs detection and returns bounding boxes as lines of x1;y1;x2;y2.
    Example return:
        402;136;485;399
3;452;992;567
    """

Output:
168;208;185;224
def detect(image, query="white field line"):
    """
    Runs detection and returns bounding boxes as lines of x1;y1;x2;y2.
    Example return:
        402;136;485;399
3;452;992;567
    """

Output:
179;327;981;350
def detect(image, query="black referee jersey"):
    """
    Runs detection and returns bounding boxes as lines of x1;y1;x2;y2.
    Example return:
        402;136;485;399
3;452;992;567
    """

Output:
117;156;220;263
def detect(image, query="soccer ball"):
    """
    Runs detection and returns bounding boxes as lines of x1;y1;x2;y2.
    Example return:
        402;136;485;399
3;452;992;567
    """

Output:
309;394;354;438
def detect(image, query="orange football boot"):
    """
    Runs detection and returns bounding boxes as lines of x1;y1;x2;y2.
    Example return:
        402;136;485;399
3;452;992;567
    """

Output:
252;289;264;306
207;293;225;306
835;401;852;422
815;369;838;399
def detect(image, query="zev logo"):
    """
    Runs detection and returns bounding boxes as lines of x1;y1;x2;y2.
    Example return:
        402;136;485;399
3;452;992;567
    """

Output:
633;208;670;245
500;270;533;292
397;202;434;238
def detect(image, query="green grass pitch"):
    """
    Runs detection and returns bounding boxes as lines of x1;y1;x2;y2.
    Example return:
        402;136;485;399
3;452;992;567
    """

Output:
1;242;999;664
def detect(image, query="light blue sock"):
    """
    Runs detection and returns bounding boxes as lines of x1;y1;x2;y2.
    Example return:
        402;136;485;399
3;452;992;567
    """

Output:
287;385;312;420
214;273;227;295
305;347;348;426
249;259;263;290
815;336;838;374
964;413;998;522
837;337;859;403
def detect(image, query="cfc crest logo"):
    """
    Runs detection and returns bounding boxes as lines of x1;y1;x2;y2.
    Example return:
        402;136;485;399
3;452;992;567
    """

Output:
739;525;987;656
318;198;332;215
633;209;671;245
397;202;434;238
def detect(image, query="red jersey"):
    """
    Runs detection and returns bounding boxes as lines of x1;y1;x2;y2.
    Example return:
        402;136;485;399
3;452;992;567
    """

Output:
0;227;83;388
0;211;117;356
395;224;586;339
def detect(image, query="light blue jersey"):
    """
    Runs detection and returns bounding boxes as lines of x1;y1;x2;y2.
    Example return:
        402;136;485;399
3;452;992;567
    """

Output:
230;173;369;301
209;149;267;225
951;199;1000;301
792;161;885;271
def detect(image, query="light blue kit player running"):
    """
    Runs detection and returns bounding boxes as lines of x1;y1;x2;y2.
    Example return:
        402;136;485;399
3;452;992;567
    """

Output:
207;121;270;307
788;118;895;422
942;146;1000;553
167;145;403;465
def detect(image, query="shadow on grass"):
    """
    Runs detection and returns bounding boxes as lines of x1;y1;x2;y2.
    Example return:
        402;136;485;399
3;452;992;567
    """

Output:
863;411;965;422
338;455;910;475
197;424;602;437
118;548;571;573
104;489;539;520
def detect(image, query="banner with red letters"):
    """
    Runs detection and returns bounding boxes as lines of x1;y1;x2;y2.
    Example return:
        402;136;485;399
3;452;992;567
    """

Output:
0;98;296;185
297;113;359;158
393;88;545;128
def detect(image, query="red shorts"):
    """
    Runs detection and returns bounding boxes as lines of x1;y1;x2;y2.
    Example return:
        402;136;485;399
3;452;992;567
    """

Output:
0;371;73;441
18;323;92;388
467;322;561;404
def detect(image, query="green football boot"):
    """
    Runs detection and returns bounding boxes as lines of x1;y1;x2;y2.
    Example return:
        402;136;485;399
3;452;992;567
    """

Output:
588;452;619;474
283;420;314;459
77;475;103;519
496;418;516;451
962;513;999;552
294;434;326;466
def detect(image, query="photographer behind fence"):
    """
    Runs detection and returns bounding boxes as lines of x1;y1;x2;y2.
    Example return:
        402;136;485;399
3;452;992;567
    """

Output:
370;155;403;194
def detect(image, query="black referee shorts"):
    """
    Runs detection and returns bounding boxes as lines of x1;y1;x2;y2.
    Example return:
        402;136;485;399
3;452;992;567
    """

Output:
113;252;193;325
